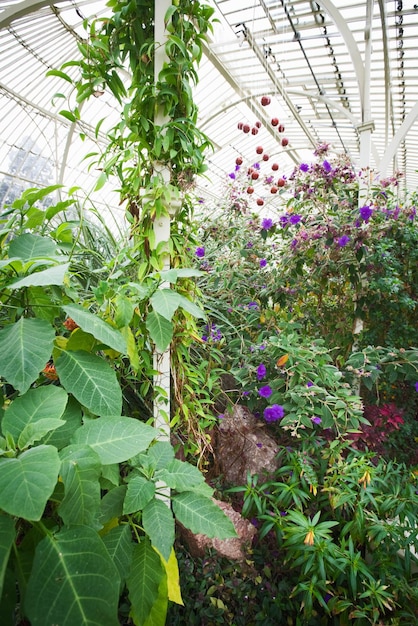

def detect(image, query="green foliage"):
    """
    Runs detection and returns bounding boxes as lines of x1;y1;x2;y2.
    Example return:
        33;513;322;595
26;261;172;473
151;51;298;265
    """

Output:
0;187;236;625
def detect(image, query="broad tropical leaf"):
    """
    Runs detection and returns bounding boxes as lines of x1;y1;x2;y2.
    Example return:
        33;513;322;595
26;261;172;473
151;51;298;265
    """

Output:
150;289;183;321
1;386;68;441
127;540;164;626
63;304;127;354
55;350;122;417
8;233;58;260
142;499;175;562
123;475;155;514
41;396;82;450
147;441;175;470
7;263;70;289
71;416;156;464
172;493;237;539
0;445;60;521
158;458;205;492
102;525;133;592
0;516;15;598
58;444;102;528
25;526;120;626
0;318;55;394
146;311;173;352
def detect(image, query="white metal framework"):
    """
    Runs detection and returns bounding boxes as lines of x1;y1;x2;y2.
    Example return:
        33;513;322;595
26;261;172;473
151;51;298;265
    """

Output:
1;0;418;215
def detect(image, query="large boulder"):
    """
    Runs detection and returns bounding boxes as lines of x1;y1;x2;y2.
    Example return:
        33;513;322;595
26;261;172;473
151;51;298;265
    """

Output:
215;405;280;486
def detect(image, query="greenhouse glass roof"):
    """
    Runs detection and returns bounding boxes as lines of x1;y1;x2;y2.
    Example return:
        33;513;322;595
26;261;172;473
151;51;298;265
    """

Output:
1;0;418;221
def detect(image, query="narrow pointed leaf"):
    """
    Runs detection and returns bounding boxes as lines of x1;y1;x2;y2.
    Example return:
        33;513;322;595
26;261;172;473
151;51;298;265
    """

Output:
0;445;60;521
0;516;15;598
127;540;164;626
2;386;68;440
71;416;156;464
172;493;237;539
146;311;173;352
142;499;174;562
63;304;127;354
25;526;120;626
58;444;102;527
0;318;55;394
55;350;122;416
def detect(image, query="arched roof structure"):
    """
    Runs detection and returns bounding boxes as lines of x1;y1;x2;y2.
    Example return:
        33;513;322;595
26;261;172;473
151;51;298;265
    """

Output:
1;0;418;220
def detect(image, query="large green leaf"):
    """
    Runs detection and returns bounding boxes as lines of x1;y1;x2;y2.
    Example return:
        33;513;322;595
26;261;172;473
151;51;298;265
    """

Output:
0;318;55;394
147;441;175;470
41;396;82;450
0;516;15;598
71;416;156;465
102;525;133;593
55;350;122;417
8;233;58;260
172;493;237;539
58;444;102;528
150;289;183;321
127;540;164;626
0;446;60;521
142;499;175;562
63;304;127;354
2;385;68;441
123;475;155;514
158;458;206;492
146;311;173;352
175;293;206;319
7;263;70;289
25;526;120;626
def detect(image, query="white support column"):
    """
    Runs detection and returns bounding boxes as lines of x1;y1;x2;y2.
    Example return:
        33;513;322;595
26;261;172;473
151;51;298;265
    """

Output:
153;1;172;449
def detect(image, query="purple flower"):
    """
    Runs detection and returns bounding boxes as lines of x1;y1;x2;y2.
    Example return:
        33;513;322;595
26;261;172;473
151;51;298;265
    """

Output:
323;160;332;173
259;258;267;268
337;235;350;247
415;382;418;392
228;172;236;179
263;404;285;422
279;215;289;227
299;163;309;172
289;214;302;225
258;385;273;398
218;414;225;420
195;246;205;258
311;416;322;425
256;442;263;448
306;381;314;388
261;217;274;231
359;205;373;222
248;301;259;309
257;363;267;380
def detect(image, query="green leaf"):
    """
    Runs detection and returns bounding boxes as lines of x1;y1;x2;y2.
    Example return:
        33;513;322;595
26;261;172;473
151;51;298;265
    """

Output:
147;441;175;470
63;304;127;354
25;526;120;626
123;475;155;514
102;525;133;593
174;293;206;319
146;311;173;352
151;289;183;321
0;516;15;598
18;418;65;450
158;268;204;283
0;446;60;521
58;444;102;528
55;350;122;417
71;416;156;465
172;493;237;539
2;385;68;441
7;263;70;289
99;486;127;525
127;540;164;626
0;318;56;394
142;499;175;562
158;459;205;492
46;68;73;83
8;234;58;260
41;396;82;450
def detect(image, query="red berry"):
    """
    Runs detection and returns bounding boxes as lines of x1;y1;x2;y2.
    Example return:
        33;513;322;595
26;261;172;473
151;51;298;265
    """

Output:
271;117;279;126
256;146;264;154
270;186;278;194
277;178;285;187
251;127;259;135
251;171;259;180
236;156;243;165
243;124;250;133
247;186;254;194
261;96;271;106
255;121;262;128
278;124;285;133
262;154;269;161
272;163;279;171
238;122;243;130
281;137;289;147
256;198;264;206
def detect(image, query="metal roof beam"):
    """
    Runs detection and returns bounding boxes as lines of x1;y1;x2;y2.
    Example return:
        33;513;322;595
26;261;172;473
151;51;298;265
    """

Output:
0;0;53;29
